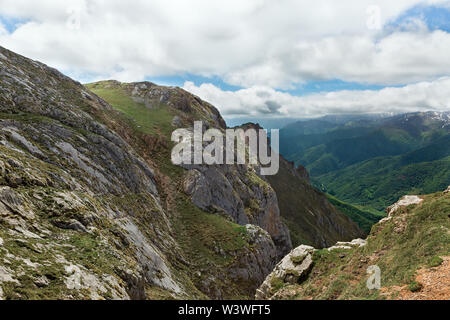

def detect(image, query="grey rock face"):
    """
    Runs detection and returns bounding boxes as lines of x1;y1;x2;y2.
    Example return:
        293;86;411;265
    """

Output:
52;219;89;233
183;167;249;225
379;195;424;224
118;218;184;294
182;164;292;259
0;46;189;299
199;224;277;299
171;116;182;127
229;225;277;284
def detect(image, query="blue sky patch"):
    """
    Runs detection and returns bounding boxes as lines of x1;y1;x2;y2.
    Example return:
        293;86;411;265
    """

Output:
145;73;243;91
387;4;450;32
145;76;392;96
281;80;391;96
0;15;28;33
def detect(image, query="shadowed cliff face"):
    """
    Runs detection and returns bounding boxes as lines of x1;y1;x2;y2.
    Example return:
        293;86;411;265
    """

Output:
181;163;292;260
267;156;365;248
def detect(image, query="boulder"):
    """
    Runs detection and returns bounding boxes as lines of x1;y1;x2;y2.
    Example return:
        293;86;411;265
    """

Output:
171;116;182;127
380;195;424;223
328;238;367;251
53;219;89;233
255;245;315;299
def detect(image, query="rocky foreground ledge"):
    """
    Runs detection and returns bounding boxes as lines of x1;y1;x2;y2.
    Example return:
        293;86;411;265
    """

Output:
256;187;450;300
255;239;366;299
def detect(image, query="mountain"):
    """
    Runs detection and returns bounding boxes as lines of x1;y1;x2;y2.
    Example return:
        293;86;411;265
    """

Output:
257;187;450;300
0;46;362;300
280;112;450;211
86;81;292;261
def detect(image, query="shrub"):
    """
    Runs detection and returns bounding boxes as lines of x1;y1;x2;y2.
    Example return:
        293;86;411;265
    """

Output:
408;281;423;292
428;256;443;267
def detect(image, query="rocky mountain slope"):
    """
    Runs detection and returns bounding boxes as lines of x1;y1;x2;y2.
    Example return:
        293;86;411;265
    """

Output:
0;46;278;299
258;187;450;300
0;45;364;299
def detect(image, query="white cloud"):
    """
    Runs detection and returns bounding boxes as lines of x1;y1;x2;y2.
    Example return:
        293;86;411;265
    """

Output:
0;0;450;88
183;78;450;118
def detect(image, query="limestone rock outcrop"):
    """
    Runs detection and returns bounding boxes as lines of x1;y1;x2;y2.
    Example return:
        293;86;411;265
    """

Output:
182;164;292;259
379;195;424;223
255;245;315;299
327;238;367;251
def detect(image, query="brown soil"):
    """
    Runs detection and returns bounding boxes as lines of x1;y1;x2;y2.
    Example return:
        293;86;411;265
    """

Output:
382;256;450;300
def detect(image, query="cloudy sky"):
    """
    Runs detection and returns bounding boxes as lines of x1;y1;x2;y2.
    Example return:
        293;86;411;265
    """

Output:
1;0;450;121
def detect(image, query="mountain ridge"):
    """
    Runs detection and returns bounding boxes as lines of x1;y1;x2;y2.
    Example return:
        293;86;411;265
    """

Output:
0;45;364;299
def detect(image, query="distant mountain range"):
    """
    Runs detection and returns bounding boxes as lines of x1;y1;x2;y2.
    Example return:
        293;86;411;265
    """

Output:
280;111;450;211
226;113;394;131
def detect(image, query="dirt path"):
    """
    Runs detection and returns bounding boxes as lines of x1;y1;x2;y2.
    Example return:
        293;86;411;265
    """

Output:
382;256;450;300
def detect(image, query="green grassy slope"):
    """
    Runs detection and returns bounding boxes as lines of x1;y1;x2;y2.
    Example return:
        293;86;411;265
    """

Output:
316;154;450;211
271;189;450;300
86;83;175;136
325;195;383;233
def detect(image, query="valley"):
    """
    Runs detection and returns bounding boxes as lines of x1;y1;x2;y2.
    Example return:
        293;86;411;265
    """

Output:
280;112;450;211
